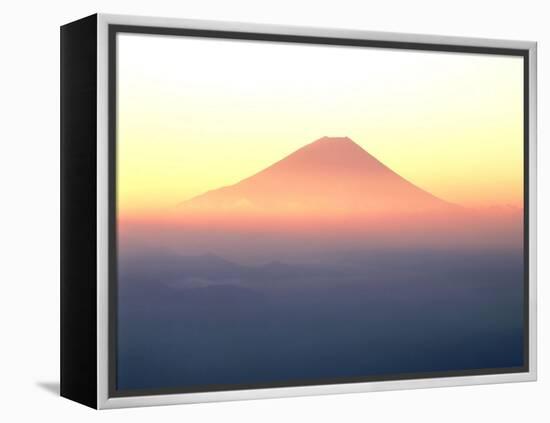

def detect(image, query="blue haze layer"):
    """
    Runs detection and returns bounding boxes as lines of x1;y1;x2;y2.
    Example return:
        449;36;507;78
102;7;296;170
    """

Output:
117;249;524;391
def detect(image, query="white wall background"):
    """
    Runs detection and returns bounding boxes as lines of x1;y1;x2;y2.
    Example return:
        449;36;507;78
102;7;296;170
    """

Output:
0;0;547;421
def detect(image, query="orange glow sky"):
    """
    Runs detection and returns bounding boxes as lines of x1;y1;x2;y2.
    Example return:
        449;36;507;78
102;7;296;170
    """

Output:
116;33;524;217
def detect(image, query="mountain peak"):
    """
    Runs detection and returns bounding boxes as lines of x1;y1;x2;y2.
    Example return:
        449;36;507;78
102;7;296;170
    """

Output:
278;136;382;171
316;136;353;143
308;136;360;149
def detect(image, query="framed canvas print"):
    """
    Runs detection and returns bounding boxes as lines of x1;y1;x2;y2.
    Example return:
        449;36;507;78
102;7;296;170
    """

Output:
60;14;537;409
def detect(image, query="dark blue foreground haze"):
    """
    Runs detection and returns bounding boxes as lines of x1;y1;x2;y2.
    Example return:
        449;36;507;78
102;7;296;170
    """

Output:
117;249;524;391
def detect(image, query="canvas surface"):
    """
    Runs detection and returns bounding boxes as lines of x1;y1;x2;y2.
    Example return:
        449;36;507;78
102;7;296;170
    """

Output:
113;32;526;393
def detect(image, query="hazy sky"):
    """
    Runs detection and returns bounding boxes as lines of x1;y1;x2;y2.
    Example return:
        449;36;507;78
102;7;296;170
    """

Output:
117;32;524;216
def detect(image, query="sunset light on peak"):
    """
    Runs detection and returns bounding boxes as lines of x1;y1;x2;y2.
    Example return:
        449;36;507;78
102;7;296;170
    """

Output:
116;33;523;218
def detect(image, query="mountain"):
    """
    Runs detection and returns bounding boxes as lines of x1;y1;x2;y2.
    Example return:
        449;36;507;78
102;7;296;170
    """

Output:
178;136;454;216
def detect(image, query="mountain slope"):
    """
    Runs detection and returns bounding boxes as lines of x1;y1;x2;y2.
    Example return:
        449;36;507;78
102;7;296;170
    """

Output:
178;137;453;216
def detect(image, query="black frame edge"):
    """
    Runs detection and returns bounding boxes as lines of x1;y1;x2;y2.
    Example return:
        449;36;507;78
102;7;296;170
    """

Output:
60;13;98;409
